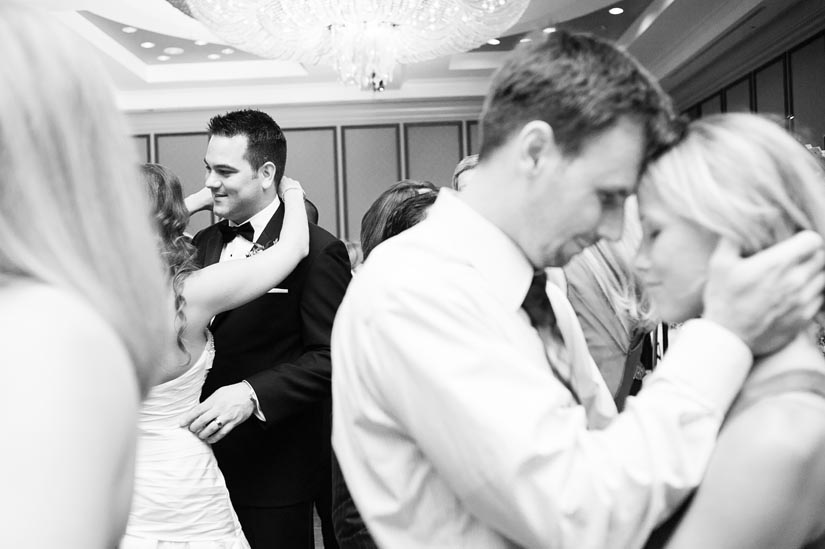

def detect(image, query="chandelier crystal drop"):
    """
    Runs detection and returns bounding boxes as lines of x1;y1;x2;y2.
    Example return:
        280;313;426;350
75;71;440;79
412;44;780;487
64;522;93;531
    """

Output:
183;0;531;90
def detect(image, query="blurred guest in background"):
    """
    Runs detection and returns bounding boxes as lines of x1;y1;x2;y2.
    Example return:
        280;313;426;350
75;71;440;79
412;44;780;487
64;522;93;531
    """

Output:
0;3;172;547
451;154;479;191
564;196;660;409
344;241;364;272
360;179;437;260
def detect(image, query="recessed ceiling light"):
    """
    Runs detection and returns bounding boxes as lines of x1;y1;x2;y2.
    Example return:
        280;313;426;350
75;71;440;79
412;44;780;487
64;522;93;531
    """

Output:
122;26;137;34
486;38;501;46
140;41;155;49
542;26;556;34
519;37;532;43
221;48;235;54
164;47;185;55
194;40;208;46
157;55;171;61
609;7;624;15
207;54;221;60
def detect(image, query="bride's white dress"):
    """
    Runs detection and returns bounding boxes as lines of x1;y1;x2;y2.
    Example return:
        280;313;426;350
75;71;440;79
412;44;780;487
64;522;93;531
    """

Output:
120;333;250;548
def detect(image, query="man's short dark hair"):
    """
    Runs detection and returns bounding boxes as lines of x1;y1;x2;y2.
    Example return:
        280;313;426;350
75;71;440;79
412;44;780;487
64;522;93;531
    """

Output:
208;109;287;184
479;30;681;165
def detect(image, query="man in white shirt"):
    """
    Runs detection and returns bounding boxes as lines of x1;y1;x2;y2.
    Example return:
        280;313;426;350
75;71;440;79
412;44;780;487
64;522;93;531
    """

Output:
331;31;825;548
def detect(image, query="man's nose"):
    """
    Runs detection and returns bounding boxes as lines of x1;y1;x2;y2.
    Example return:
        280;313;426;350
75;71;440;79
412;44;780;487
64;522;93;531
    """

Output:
597;209;624;241
204;172;219;189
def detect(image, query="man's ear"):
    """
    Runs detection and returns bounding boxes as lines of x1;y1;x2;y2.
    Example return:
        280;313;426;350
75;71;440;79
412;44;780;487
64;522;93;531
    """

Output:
258;161;277;190
516;121;557;175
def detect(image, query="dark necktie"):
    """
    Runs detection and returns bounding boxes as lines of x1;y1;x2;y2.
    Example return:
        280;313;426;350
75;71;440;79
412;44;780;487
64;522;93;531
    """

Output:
521;270;557;330
218;221;254;244
521;270;580;404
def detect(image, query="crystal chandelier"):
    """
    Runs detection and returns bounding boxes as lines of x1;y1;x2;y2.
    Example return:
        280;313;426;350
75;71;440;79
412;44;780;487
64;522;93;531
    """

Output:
180;0;531;90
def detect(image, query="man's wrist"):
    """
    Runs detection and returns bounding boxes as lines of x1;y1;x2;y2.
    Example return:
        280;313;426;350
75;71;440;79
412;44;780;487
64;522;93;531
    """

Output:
242;380;266;422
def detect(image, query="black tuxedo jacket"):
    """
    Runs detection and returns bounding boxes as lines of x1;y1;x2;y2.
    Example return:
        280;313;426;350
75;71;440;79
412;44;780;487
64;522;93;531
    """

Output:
193;205;351;507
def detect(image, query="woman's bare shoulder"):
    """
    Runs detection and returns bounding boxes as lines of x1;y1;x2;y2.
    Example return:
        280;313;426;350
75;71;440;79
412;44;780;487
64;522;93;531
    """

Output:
722;392;825;480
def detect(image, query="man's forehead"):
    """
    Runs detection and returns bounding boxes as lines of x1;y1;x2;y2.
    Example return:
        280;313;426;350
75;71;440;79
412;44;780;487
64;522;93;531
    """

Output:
206;134;250;164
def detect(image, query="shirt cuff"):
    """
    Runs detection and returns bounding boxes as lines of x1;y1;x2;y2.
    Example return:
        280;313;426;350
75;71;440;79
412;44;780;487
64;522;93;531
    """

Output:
242;380;266;422
653;318;752;413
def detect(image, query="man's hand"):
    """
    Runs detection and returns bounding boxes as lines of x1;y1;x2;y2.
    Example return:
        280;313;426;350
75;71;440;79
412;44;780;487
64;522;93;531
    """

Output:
184;187;214;214
703;230;825;356
179;382;254;444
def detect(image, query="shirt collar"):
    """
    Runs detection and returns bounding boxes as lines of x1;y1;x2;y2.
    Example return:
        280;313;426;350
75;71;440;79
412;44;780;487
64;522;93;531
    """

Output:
229;196;280;242
429;189;534;312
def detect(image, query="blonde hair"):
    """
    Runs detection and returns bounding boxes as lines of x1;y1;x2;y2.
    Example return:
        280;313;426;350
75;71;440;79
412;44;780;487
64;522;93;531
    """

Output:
640;113;825;256
565;196;657;340
0;3;172;395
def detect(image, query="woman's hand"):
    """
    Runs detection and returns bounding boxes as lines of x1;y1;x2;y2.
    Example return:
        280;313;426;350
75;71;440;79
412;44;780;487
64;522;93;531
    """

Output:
184;187;214;214
278;176;305;200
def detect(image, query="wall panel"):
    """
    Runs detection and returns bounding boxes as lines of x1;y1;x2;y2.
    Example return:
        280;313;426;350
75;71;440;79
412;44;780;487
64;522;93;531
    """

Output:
342;125;401;240
467;121;480;155
155;132;213;235
283;127;338;234
724;77;752;113
404;122;462;187
754;57;787;117
790;35;825;146
700;93;722;116
132;134;151;163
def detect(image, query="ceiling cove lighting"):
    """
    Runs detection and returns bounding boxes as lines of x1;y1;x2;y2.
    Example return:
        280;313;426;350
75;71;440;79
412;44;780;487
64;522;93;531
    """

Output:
172;0;530;91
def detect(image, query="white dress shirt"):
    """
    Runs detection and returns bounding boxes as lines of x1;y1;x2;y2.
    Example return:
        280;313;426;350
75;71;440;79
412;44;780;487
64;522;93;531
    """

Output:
219;196;280;262
217;196;280;421
331;189;752;549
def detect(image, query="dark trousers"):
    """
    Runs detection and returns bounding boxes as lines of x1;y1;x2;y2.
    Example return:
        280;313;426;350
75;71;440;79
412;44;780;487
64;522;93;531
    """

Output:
331;452;379;549
236;502;314;549
315;452;339;549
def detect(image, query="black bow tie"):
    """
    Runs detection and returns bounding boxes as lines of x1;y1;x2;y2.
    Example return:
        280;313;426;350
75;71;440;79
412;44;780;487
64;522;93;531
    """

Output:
521;270;556;329
218;221;255;244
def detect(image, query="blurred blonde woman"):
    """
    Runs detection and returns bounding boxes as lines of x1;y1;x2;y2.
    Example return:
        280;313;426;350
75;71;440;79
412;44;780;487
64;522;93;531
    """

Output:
639;113;825;548
563;196;659;408
0;3;172;548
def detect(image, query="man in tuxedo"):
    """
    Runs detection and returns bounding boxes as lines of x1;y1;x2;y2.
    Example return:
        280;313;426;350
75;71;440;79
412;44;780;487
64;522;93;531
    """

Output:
182;109;351;548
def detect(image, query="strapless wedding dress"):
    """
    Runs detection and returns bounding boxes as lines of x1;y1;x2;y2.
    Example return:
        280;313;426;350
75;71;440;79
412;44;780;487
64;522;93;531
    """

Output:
120;333;250;548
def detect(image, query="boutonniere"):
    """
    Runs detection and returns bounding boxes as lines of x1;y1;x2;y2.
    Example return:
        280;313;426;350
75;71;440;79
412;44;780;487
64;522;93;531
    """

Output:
246;238;278;257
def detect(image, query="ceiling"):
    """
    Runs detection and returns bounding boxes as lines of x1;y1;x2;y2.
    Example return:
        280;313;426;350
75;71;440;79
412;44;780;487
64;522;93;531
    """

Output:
29;0;825;112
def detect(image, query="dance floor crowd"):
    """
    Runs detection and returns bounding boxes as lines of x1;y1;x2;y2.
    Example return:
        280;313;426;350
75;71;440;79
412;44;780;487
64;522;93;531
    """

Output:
3;2;825;548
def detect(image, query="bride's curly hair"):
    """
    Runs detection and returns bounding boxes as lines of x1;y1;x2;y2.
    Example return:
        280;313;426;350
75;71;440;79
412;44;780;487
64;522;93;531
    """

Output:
141;163;199;364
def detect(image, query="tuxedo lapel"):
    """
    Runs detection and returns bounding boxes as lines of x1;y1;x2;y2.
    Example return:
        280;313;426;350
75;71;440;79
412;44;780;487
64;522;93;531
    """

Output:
256;202;285;248
209;207;284;332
